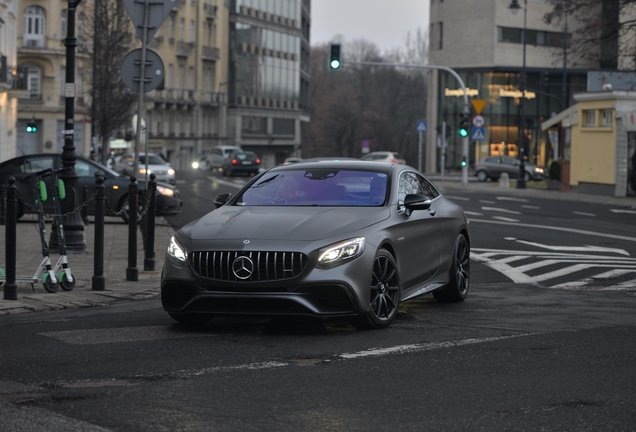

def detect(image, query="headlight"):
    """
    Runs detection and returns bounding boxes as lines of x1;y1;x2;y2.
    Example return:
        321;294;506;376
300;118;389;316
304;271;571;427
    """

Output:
156;185;175;197
535;167;544;174
168;168;176;175
139;168;150;175
192;161;200;169
317;237;366;268
167;236;187;265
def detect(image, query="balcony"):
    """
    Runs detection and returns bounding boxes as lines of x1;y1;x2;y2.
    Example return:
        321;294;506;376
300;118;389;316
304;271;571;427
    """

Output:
201;91;227;106
202;46;220;61
177;41;192;57
204;3;217;19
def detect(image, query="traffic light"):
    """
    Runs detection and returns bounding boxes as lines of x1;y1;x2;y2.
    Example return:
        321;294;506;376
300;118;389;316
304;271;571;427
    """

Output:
458;113;469;137
329;44;341;69
26;119;37;133
461;155;468;168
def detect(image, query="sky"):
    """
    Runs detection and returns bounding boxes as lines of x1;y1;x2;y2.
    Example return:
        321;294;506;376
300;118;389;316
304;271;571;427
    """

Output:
310;0;430;53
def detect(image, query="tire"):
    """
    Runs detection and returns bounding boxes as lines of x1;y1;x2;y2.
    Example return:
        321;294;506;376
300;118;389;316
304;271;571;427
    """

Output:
476;170;488;182
42;273;59;293
58;271;75;291
434;234;470;303
169;313;212;325
350;249;401;330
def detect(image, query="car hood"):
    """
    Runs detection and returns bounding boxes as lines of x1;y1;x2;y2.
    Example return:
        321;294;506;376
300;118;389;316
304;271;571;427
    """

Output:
182;206;391;241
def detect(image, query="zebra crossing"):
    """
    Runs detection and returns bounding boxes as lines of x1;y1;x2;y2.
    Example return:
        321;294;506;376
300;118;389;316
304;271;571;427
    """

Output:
471;247;636;290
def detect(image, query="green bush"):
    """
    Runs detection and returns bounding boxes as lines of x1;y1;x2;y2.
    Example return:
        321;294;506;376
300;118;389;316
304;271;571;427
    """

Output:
549;160;561;181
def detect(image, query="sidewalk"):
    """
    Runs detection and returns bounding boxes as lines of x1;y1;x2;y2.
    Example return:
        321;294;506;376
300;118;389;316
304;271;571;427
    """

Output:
0;216;174;316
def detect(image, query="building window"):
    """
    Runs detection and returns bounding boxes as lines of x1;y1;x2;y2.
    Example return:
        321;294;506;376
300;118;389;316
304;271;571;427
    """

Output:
179;18;185;42
188;67;194;89
24;6;46;47
583;110;595;127
24;64;42;99
242;116;267;135
601;109;613;127
60;10;66;37
438;22;443;50
273;118;295;136
190;20;195;42
168;16;174;39
498;26;566;48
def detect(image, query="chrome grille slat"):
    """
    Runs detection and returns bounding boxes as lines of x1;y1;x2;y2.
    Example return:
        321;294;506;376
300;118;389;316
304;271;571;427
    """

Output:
189;250;307;282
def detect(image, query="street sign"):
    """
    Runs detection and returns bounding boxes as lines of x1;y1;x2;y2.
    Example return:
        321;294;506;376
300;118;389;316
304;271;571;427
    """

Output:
472;115;485;128
416;121;427;132
121;48;165;93
361;139;370;154
471;99;487;115
471;127;485;141
122;0;176;42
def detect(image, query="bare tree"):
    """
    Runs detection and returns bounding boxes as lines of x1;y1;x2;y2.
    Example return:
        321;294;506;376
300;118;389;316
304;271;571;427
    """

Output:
544;0;633;69
89;0;138;165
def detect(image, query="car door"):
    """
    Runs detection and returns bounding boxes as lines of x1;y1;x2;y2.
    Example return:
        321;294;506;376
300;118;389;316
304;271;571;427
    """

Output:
501;156;519;178
391;171;446;291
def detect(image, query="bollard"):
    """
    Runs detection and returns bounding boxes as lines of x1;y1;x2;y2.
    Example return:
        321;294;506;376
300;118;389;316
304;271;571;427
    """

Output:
126;176;138;281
0;184;5;226
81;184;89;225
3;178;17;300
144;174;157;271
92;176;105;290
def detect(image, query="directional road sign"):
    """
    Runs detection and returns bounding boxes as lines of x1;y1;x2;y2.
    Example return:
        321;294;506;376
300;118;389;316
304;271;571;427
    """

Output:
122;0;176;42
416;121;427;132
471;127;485;141
121;48;165;93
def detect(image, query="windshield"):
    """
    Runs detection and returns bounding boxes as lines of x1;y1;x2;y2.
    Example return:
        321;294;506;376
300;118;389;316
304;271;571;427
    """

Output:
238;169;388;206
139;155;167;165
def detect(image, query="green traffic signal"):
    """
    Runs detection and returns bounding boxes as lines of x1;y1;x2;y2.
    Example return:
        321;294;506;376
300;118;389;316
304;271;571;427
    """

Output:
329;44;341;69
26;121;37;133
458;112;469;137
458;127;468;137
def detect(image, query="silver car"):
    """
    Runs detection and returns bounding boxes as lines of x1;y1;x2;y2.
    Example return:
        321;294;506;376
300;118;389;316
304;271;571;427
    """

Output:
115;152;176;185
474;155;545;182
161;161;470;329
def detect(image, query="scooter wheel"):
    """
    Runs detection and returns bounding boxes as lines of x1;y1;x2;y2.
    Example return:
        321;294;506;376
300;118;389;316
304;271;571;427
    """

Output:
58;272;75;291
42;273;59;293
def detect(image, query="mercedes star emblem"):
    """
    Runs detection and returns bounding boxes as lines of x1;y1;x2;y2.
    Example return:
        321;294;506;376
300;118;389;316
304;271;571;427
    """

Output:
232;256;254;280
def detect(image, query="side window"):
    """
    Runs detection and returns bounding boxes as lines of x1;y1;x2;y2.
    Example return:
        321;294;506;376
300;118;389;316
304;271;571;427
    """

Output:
397;172;425;208
420;176;440;199
75;160;98;177
22;156;55;173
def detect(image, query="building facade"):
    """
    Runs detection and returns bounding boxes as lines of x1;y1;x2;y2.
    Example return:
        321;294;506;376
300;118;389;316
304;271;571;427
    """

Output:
0;0;25;162
426;0;595;174
226;0;310;168
144;0;230;171
15;0;91;158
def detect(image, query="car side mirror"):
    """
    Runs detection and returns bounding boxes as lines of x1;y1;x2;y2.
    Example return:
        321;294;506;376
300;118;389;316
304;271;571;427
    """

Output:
403;194;431;215
214;192;232;208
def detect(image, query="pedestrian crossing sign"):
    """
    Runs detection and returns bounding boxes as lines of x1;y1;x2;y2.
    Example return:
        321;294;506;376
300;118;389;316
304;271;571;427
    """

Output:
471;127;485;141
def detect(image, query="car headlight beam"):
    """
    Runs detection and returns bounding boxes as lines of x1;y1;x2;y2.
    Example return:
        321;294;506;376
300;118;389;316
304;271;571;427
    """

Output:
156;185;175;197
317;237;365;268
167;236;187;265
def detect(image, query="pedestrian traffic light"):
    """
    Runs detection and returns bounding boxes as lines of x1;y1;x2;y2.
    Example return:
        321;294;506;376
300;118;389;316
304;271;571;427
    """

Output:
329;44;341;69
26;119;37;133
458;113;469;137
461;155;468;167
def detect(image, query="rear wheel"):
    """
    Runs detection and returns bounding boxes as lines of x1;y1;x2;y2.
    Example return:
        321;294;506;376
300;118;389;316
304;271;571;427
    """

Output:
169;313;212;325
476;170;488;182
350;249;401;330
58;271;75;291
434;234;470;303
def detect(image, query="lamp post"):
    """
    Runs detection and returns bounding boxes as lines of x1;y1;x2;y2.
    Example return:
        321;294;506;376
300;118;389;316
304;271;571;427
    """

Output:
509;0;527;189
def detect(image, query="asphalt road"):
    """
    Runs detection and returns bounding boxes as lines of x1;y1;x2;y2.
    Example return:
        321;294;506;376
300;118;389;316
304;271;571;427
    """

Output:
0;169;634;431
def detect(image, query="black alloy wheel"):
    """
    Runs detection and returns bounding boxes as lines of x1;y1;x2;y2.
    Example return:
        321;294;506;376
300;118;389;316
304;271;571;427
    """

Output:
351;249;401;330
433;234;470;303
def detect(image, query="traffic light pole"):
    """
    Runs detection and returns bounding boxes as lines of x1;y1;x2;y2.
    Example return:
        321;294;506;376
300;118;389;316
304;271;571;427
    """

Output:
339;60;470;186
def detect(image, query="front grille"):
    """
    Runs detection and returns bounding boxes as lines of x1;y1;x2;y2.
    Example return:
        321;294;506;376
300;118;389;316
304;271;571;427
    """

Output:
189;251;307;282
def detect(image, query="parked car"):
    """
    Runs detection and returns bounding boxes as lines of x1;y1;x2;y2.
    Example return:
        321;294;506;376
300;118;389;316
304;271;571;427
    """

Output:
114;152;176;185
474;155;545;182
0;154;182;223
361;151;406;164
221;151;261;177
199;146;243;171
161;160;470;329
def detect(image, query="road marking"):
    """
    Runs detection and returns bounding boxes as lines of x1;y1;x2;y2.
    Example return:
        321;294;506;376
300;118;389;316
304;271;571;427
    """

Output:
609;209;636;214
552;269;636;288
497;197;528;202
463;211;484;216
482;207;522;214
468;218;636;243
480;200;495;204
446;195;470;201
521;205;540;209
599;278;636;290
513;240;630;256
573;211;596;217
208;175;246;189
492;216;520;222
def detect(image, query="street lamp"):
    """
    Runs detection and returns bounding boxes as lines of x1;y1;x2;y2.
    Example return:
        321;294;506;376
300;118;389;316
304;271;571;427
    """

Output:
509;0;527;189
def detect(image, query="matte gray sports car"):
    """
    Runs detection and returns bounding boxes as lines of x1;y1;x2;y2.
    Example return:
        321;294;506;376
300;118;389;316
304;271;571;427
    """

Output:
161;161;470;329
